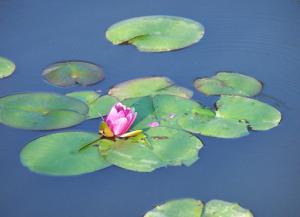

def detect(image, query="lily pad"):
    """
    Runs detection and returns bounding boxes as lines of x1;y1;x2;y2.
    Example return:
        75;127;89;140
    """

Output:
203;200;254;217
106;16;204;52
153;94;215;129
20;132;111;176
42;61;104;87
122;96;159;130
145;127;203;166
194;72;262;97
144;198;204;217
0;56;16;79
109;76;192;100
155;85;193;98
216;95;281;130
0;93;88;130
178;116;249;139
66;91;118;119
99;136;164;172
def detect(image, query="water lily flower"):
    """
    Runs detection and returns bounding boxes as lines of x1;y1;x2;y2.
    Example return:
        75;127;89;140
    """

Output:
99;102;142;138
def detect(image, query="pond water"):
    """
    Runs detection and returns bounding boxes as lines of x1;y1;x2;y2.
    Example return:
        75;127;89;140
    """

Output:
0;0;300;216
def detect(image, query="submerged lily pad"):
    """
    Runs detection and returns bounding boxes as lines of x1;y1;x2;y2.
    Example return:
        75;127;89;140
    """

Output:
42;61;104;87
0;93;88;130
144;198;204;217
194;72;262;97
0;56;16;79
216;95;281;130
109;76;193;100
203;200;254;217
66;91;118;119
106;16;204;52
20;132;111;176
99;136;164;172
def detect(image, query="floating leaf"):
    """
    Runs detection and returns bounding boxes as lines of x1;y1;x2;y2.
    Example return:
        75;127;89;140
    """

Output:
0;93;88;130
194;72;262;97
122;96;158;130
144;198;204;217
109;76;192;100
42;61;104;87
20;132;111;176
216;95;281;130
99;136;164;172
145;127;203;166
0;56;16;79
66;91;118;119
106;16;204;52
155;85;193;98
203;200;254;217
178;116;249;139
153;94;215;129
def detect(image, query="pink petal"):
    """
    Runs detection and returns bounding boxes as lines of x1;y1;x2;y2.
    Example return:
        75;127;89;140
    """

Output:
111;117;129;136
148;121;160;127
123;112;137;133
105;104;119;122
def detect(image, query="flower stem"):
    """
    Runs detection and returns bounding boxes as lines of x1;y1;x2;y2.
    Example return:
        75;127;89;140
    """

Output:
78;136;103;152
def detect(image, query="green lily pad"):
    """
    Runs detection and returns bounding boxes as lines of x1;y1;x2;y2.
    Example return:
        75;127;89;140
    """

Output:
122;96;158;130
155;85;193;98
42;61;104;87
66;91;118;119
203;200;254;217
0;93;88;130
194;72;262;97
178;115;249;139
109;76;192;100
20;132;111;176
144;198;204;217
153;94;215;129
99;136;164;172
145;127;203;166
0;56;16;79
106;16;204;52
216;95;281;130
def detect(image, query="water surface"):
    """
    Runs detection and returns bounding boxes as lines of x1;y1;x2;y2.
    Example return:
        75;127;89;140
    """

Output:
0;0;300;216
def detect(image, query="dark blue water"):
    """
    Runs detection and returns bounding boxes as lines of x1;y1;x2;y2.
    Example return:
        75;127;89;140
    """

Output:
1;0;300;216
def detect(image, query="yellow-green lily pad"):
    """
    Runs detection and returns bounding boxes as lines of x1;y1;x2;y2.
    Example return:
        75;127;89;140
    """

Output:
106;16;204;52
203;200;254;217
0;93;88;130
42;61;104;87
0;56;16;79
144;198;204;217
216;95;281;130
20;132;111;176
109;76;193;100
66;91;118;119
194;72;262;97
